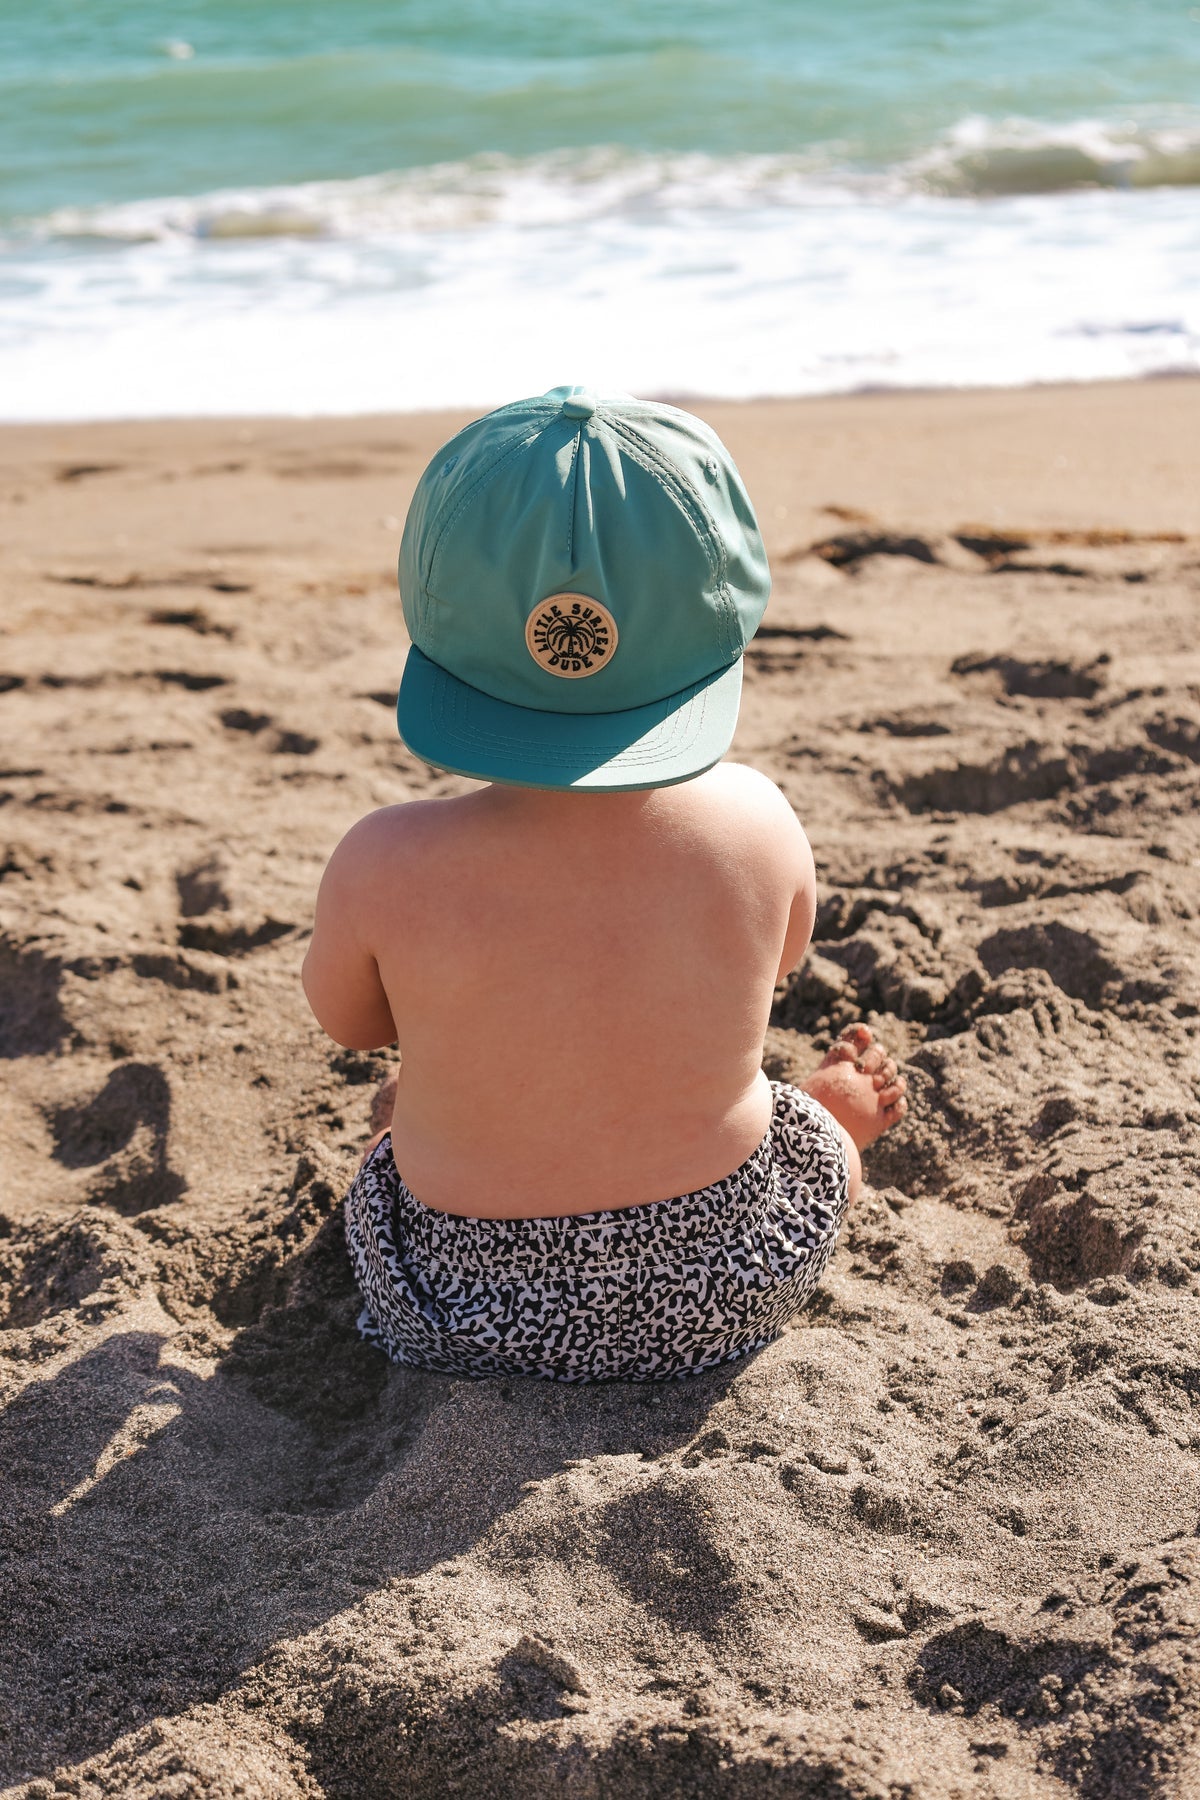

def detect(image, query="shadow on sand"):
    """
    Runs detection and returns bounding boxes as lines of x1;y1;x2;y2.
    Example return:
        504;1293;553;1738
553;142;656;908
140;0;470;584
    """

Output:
1;1200;750;1788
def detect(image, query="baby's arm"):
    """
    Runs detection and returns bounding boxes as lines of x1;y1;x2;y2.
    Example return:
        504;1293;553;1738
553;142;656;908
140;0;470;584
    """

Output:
302;821;397;1050
775;811;817;983
711;761;816;982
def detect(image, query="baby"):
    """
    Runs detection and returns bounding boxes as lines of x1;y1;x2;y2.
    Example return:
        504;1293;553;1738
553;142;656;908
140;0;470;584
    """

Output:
303;386;907;1381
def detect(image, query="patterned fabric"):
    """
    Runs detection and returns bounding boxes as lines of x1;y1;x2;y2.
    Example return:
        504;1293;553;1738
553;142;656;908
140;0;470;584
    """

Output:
343;1081;849;1383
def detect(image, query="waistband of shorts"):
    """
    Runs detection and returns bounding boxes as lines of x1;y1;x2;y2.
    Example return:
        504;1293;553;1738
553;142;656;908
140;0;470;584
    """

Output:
360;1094;790;1276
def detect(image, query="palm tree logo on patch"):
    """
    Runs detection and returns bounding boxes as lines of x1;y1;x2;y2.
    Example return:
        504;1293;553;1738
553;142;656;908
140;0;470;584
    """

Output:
525;594;619;678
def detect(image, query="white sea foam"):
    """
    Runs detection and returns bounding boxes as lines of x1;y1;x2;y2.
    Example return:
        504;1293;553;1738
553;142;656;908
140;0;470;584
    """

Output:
22;151;847;246
2;138;1198;419
19;117;1200;252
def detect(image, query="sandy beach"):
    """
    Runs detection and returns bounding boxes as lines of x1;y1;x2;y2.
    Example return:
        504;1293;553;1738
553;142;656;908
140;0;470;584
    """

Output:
2;378;1199;1797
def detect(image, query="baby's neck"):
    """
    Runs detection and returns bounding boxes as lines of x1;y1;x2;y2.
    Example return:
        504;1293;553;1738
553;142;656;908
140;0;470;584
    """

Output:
476;780;663;827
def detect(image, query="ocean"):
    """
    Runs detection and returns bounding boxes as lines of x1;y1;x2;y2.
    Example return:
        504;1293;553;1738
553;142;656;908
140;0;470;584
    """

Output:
3;0;1199;419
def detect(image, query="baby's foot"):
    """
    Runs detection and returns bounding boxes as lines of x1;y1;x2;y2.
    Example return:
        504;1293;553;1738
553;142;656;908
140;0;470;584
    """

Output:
801;1023;908;1151
360;1069;399;1167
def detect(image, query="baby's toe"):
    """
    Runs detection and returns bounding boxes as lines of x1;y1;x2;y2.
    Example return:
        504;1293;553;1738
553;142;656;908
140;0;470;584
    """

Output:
840;1023;874;1052
884;1094;908;1120
878;1077;907;1107
856;1044;886;1075
872;1056;898;1088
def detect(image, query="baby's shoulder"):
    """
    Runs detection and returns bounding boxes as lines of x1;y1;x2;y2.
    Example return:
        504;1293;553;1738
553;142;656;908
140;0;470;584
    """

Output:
327;795;469;883
671;762;807;877
703;759;796;822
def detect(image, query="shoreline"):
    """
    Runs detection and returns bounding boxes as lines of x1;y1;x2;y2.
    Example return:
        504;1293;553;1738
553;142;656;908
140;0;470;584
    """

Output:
5;378;1198;557
4;364;1198;430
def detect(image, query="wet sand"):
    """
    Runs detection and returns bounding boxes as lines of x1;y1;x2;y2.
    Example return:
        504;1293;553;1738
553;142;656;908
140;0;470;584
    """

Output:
1;379;1199;1797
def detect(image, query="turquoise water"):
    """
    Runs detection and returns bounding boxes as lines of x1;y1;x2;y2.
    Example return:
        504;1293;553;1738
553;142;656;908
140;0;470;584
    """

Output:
3;1;1199;415
6;0;1200;214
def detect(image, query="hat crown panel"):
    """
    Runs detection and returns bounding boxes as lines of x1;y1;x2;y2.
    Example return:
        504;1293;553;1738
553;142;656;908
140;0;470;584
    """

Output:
400;398;769;718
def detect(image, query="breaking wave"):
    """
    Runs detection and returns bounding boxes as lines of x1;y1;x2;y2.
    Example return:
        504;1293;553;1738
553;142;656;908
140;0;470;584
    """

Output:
13;115;1200;253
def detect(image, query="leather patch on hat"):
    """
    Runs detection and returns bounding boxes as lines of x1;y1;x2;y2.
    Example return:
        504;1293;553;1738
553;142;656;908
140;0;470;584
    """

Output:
525;594;618;678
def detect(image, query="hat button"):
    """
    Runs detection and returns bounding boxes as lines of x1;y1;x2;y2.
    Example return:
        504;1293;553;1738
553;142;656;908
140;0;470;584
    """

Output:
560;388;597;421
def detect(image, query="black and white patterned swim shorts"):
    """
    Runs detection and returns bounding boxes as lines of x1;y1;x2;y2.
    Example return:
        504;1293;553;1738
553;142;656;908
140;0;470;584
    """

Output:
343;1081;849;1383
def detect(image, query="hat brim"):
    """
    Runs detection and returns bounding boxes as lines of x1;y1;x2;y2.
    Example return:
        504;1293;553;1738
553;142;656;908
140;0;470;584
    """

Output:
396;645;743;791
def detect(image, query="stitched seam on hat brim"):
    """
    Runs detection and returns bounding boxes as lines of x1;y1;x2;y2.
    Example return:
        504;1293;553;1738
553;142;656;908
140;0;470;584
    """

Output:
414;652;741;756
429;671;715;765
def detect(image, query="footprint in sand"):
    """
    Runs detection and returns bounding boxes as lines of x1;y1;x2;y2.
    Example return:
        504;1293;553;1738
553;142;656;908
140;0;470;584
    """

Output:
156;669;229;692
55;462;122;483
951;651;1109;700
175;853;233;919
885;742;1076;816
0;935;69;1059
148;607;235;638
219;707;319;754
49;1061;185;1214
976;921;1123;1010
174;851;296;957
809;530;940;571
745;623;852;678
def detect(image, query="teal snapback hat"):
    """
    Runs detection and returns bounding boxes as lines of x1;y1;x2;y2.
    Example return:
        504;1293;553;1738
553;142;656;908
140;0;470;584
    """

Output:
396;385;770;790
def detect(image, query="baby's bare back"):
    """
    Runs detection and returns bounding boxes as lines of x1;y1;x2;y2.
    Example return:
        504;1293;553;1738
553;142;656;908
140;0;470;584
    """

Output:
304;762;815;1217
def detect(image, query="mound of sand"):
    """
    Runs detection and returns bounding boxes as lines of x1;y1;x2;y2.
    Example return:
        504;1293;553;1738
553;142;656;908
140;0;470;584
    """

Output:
1;386;1199;1797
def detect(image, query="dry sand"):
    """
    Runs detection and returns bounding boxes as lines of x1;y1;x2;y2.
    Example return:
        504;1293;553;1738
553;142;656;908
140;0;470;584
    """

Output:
1;380;1199;1798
